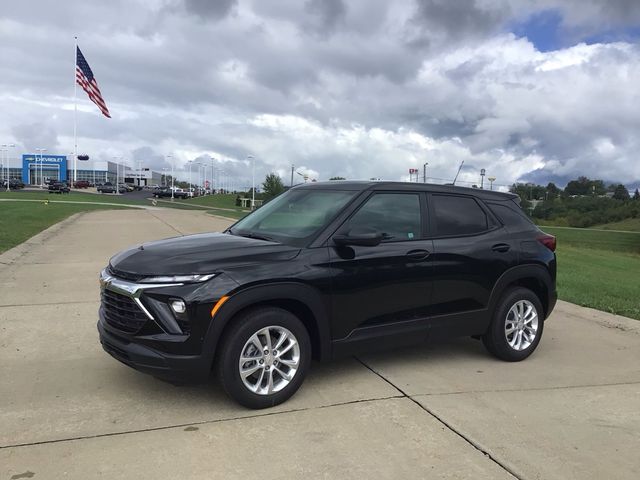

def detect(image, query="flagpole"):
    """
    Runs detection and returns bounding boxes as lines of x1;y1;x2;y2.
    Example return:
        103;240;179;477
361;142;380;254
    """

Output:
73;36;78;183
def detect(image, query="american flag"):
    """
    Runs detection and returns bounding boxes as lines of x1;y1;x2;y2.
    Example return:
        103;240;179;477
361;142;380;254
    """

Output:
76;46;111;118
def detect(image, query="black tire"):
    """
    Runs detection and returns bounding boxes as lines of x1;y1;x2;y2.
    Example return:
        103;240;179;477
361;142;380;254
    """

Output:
482;287;544;362
217;307;311;409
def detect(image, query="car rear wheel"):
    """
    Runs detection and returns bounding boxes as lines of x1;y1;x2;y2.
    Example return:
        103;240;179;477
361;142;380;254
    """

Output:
482;287;544;362
217;307;311;409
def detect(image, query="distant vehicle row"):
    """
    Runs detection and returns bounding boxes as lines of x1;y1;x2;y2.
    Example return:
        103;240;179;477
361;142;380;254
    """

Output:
1;179;25;190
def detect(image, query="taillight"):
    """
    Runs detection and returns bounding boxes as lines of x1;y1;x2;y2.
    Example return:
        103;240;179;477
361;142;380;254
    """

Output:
537;233;556;252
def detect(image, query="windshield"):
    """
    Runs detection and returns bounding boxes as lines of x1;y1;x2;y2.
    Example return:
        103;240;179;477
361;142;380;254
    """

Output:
230;188;357;246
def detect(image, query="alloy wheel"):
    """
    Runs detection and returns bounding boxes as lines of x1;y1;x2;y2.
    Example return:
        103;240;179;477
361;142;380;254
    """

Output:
505;300;539;351
238;326;301;395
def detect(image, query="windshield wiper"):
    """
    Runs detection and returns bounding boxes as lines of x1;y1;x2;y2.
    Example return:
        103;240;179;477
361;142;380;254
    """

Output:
234;231;276;242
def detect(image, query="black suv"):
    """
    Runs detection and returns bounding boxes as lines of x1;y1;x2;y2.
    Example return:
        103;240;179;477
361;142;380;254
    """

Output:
98;182;557;408
48;181;71;194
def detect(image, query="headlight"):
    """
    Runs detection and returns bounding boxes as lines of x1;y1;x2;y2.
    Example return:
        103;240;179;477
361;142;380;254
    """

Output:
139;273;217;284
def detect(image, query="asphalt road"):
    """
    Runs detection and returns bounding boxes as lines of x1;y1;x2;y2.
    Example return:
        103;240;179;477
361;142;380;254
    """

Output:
1;209;638;480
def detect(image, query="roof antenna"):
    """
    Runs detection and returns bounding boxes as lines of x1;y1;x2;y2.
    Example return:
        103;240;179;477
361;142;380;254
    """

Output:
452;160;465;185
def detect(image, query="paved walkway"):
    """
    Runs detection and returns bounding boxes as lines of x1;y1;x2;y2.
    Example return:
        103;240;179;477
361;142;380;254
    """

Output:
0;209;638;479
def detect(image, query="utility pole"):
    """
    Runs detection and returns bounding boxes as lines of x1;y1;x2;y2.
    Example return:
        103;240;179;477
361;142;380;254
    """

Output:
290;164;294;187
423;162;428;183
248;155;255;210
167;155;174;200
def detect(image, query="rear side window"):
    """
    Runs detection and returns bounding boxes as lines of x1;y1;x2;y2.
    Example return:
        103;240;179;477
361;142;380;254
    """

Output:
347;193;421;241
488;202;534;230
432;194;488;236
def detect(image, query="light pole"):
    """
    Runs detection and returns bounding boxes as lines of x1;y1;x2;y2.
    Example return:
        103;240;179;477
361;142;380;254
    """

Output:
2;144;15;190
210;156;215;194
248;155;255;210
35;148;46;187
488;177;496;191
480;168;486;189
112;156;122;194
187;160;193;196
423;162;428;183
69;152;75;187
0;147;6;190
167;155;174;200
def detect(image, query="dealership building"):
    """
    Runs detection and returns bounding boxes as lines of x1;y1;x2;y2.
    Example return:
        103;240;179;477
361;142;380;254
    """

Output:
1;153;162;187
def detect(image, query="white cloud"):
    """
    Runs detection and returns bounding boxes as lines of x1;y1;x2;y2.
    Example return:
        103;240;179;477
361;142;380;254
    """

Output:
1;1;639;189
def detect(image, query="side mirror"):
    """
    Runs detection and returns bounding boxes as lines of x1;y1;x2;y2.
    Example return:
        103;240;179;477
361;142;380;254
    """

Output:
333;227;383;247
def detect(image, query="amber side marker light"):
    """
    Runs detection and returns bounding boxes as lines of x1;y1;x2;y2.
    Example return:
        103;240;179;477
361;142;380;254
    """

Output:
211;296;230;317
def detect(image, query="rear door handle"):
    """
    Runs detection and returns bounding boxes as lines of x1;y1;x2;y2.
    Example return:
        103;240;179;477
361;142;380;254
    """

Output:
492;243;511;253
406;249;430;260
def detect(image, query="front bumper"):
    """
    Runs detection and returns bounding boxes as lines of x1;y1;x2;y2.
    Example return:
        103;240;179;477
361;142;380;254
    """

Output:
98;318;211;383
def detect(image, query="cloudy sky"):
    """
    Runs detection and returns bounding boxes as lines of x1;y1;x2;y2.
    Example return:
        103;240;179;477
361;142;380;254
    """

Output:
2;0;640;189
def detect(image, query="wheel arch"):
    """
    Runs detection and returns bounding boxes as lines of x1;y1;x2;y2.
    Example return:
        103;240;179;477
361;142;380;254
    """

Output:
488;264;555;319
203;283;331;366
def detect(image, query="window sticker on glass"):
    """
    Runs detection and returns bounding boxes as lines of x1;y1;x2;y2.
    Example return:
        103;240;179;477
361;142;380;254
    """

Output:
408;232;414;239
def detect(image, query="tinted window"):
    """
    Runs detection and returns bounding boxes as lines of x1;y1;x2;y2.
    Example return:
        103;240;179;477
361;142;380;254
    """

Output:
231;189;356;246
432;195;488;236
347;193;421;241
488;202;534;230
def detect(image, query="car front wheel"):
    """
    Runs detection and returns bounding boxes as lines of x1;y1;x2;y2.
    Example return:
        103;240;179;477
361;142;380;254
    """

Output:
482;287;544;362
217;307;311;409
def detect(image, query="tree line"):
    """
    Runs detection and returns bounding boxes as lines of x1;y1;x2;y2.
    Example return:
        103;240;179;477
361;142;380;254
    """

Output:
510;177;640;228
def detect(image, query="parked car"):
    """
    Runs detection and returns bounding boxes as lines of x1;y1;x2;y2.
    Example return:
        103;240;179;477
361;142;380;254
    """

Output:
152;186;171;197
48;181;71;194
151;186;189;199
2;179;25;190
74;180;91;189
98;181;557;409
97;182;126;194
97;182;115;194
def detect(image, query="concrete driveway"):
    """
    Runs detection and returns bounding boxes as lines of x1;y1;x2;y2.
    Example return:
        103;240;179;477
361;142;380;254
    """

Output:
1;209;638;480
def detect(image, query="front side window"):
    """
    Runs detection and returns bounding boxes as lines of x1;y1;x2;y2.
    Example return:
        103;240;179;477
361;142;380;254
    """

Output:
432;194;488;236
346;193;421;241
230;188;356;246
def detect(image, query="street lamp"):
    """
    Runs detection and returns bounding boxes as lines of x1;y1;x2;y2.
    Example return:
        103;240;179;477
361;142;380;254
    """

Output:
423;162;428;183
167;155;174;200
488;177;496;191
2;144;15;191
480;168;486;189
247;155;255;210
113;156;123;194
187;160;193;196
35;148;46;187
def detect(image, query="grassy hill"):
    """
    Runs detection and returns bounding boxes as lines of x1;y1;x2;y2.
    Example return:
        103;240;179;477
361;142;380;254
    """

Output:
593;218;640;232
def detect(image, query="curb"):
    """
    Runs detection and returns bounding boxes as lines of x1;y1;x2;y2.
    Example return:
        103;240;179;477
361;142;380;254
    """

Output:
554;300;639;335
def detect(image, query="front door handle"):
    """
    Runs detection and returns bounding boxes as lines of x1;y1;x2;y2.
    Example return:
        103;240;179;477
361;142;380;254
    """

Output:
492;243;511;253
406;249;430;260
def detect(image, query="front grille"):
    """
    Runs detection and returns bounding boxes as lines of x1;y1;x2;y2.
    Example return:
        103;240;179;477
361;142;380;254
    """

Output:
101;289;148;334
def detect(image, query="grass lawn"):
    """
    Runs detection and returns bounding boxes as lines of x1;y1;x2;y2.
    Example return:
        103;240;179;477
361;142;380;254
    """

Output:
541;226;640;255
0;190;150;206
0;201;130;254
594;217;640;232
554;246;640;320
541;226;640;319
185;193;244;209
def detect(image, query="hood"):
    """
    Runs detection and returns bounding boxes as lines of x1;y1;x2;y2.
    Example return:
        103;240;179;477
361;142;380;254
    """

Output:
109;232;300;276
